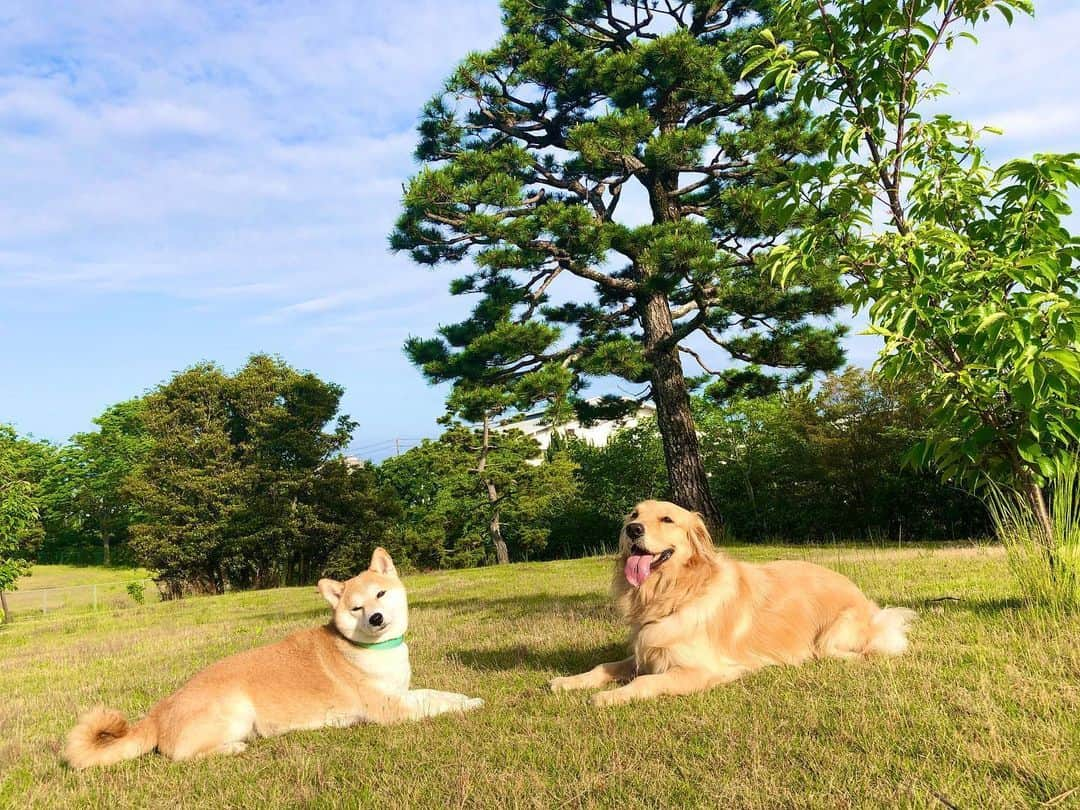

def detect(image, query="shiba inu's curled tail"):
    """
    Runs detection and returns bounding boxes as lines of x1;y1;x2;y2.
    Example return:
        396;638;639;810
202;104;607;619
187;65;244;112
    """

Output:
64;707;158;769
865;607;917;656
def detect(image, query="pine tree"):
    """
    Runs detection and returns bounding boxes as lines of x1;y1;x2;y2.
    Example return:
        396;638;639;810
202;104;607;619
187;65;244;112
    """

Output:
393;0;846;525
406;274;573;563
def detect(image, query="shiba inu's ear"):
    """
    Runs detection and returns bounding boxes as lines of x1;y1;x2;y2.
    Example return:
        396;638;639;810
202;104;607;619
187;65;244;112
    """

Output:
369;547;397;577
318;578;344;608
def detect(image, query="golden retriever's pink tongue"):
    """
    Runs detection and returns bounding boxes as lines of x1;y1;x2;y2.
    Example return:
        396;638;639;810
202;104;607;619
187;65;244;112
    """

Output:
625;553;655;587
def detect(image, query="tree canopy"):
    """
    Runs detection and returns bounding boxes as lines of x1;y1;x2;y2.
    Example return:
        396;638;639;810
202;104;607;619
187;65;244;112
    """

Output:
125;355;399;596
393;0;848;525
0;425;47;621
754;0;1079;552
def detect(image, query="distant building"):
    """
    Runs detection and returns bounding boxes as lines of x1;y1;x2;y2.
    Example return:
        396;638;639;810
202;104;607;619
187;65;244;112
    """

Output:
495;399;656;457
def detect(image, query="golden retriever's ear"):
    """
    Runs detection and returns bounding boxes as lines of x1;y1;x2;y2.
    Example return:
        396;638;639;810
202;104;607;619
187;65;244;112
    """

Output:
687;512;715;559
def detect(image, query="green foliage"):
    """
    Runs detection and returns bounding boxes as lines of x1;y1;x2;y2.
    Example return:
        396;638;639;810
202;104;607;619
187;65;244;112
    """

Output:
560;370;989;544
393;0;851;516
379;425;579;567
702;369;988;539
296;457;403;582
754;1;1078;523
0;424;48;606
552;421;669;551
989;458;1080;610
38;399;150;565
124;355;399;596
125;581;146;605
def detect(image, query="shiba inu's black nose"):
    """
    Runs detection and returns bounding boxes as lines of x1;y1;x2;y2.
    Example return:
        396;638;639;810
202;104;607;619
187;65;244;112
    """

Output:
626;522;645;540
368;612;384;627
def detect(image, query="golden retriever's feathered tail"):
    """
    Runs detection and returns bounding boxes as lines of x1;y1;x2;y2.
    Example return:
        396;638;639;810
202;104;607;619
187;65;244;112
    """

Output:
865;607;916;656
64;707;158;769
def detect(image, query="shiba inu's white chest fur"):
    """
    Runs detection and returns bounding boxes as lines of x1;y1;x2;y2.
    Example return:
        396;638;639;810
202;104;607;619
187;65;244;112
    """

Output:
341;644;411;693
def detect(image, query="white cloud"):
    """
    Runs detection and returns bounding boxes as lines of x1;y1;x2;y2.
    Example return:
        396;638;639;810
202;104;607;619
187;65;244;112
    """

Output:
0;0;503;311
928;0;1079;155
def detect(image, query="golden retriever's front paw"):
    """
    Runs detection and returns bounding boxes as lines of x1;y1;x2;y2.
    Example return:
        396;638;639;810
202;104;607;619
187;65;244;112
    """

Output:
549;676;582;693
590;687;633;707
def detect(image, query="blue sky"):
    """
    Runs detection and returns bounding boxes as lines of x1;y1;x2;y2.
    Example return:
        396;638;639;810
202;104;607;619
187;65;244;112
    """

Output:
1;1;1077;460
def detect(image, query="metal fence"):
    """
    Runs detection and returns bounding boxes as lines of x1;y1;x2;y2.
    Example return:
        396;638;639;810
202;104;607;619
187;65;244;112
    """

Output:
3;578;158;620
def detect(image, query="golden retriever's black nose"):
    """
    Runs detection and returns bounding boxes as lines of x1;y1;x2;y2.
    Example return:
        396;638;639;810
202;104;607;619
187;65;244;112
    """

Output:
369;612;384;627
626;522;645;540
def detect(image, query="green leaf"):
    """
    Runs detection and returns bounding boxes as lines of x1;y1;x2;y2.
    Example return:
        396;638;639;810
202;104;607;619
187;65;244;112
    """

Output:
976;312;1007;333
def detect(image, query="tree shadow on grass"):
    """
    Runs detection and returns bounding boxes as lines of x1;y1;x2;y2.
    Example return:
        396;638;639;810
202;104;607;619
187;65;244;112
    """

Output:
986;761;1075;806
450;640;628;675
911;596;1027;615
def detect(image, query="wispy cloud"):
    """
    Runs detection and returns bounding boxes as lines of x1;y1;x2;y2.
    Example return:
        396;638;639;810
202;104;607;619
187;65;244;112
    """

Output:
0;1;502;307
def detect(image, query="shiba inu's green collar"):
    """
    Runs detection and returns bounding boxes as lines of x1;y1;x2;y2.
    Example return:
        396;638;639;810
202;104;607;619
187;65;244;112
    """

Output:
351;634;405;650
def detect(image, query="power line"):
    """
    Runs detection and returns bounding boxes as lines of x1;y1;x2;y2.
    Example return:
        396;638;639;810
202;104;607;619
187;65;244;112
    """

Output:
345;437;423;458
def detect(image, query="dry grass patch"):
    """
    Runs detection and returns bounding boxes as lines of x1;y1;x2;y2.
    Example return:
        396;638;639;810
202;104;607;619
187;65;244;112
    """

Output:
1;546;1077;809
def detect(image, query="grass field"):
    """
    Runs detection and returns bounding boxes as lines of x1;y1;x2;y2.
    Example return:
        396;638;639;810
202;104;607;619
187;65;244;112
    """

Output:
2;545;1078;809
2;564;155;617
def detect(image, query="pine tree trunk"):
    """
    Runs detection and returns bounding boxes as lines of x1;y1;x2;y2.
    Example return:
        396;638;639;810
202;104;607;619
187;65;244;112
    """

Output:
638;153;724;534
0;590;10;624
479;413;511;564
102;535;111;567
640;292;723;533
487;495;510;565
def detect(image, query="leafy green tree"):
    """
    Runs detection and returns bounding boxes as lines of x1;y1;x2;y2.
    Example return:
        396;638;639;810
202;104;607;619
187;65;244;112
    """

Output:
223;355;357;587
557;419;669;549
405;270;575;563
293;458;404;583
0;425;44;623
379;433;487;568
40;399;150;565
392;0;849;527
380;425;578;566
125;363;241;597
560;371;988;545
699;370;988;540
697;389;821;537
125;355;385;596
755;0;1079;561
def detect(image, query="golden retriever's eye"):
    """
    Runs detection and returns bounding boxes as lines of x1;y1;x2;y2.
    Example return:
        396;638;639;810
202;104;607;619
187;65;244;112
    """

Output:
661;516;674;523
350;606;362;612
630;511;638;519
376;590;386;599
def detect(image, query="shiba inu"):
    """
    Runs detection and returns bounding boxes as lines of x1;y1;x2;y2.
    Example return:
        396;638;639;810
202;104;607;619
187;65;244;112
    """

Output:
551;500;915;705
64;548;482;767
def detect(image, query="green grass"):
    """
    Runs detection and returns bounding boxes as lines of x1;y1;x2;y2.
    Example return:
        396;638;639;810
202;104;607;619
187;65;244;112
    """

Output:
3;564;155;618
2;546;1078;809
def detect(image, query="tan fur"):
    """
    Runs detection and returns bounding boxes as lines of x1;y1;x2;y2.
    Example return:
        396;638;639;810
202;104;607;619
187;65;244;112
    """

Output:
64;548;483;768
550;501;915;705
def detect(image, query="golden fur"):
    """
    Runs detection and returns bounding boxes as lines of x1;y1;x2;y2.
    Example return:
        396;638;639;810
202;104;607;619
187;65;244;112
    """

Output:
64;549;483;768
550;501;915;705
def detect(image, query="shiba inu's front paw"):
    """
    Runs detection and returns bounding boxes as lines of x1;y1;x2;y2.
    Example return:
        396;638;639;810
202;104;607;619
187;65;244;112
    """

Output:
406;689;483;718
460;696;484;712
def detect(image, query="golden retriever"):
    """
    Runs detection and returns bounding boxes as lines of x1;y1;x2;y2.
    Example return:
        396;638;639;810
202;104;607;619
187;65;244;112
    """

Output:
550;501;915;705
64;549;483;768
